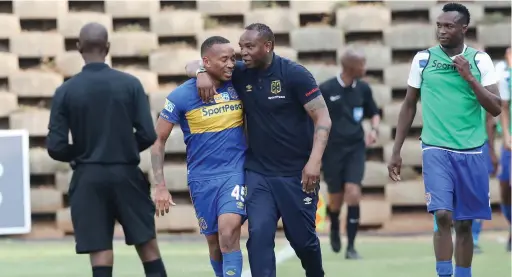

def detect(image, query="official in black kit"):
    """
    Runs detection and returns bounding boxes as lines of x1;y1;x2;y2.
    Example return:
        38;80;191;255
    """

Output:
46;23;168;277
320;49;381;259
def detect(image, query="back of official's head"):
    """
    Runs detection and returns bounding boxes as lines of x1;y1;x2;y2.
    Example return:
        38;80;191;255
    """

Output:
436;2;470;48
239;23;275;68
201;36;235;82
77;22;110;62
340;48;366;79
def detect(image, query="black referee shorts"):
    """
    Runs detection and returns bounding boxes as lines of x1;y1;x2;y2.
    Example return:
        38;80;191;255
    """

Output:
322;141;366;194
68;164;156;254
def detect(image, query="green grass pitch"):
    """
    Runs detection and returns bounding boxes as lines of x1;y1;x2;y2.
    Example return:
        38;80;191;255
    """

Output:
0;233;510;277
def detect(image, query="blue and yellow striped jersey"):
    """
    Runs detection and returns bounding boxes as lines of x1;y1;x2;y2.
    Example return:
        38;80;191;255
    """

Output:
159;79;246;181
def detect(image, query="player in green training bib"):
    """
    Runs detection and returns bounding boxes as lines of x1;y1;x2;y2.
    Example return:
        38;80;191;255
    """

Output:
387;3;501;277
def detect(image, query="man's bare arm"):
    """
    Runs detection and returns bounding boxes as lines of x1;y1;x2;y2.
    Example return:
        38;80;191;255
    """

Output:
304;95;332;162
470;81;501;116
392;86;420;155
501;100;511;144
150;118;174;187
185;60;202;78
485;111;496;151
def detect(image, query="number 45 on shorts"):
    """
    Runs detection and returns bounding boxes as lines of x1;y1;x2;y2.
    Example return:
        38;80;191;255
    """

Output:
231;184;246;202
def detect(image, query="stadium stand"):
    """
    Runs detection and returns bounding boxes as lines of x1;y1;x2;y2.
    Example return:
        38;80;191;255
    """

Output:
0;0;509;237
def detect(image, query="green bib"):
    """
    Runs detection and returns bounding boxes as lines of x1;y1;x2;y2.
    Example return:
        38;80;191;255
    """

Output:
420;46;484;149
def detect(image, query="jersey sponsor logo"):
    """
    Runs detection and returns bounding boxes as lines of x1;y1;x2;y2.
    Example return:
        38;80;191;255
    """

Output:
186;100;244;133
214;92;230;103
246;84;253;92
202;102;243;118
431;59;474;71
164;99;175;112
271;80;282;94
227;86;238;99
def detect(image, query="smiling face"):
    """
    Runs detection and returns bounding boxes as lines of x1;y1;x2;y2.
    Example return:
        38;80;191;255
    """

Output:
238;29;272;69
436;11;468;48
202;43;236;81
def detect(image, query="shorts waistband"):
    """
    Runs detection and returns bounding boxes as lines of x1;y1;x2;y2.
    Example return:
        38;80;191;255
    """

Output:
421;143;483;154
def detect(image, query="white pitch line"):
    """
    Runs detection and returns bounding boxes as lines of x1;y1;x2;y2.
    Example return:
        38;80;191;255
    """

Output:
241;242;296;277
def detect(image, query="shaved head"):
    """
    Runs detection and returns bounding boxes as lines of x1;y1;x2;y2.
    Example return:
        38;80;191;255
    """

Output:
340;48;365;67
340;48;366;79
77;22;109;55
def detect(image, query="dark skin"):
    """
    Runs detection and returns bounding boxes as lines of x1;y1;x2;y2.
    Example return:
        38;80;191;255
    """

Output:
184;30;331;193
151;43;235;217
77;22;110;63
76;23;165;269
152;43;241;264
388;11;501;269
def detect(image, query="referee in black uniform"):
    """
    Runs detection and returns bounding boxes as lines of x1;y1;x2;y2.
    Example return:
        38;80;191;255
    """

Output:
320;49;380;260
46;23;169;277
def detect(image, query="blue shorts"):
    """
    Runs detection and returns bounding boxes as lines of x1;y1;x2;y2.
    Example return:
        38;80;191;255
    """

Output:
189;174;246;235
482;140;495;175
422;143;491;221
498;147;511;183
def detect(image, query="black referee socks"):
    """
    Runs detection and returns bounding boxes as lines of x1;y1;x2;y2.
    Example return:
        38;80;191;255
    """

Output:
143;258;168;277
346;205;360;250
327;206;341;231
92;266;112;277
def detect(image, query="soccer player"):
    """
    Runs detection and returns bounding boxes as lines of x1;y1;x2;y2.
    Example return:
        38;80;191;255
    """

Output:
185;23;331;277
151;36;246;277
497;46;511;252
46;23;168;277
387;3;501;277
319;49;380;259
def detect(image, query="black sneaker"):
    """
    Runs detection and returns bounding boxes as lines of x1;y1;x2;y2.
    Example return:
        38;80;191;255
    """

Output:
473;244;483;254
330;229;341;253
345;248;362;260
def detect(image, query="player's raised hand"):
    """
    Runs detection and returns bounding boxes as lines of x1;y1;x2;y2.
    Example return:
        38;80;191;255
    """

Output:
302;159;321;194
153;185;176;217
453;56;473;81
387;153;402;182
196;72;217;103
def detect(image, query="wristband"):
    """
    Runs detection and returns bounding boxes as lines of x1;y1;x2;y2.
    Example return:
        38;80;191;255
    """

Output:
195;67;207;77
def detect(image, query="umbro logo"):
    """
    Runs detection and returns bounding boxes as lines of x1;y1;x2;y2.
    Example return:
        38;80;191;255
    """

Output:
303;197;312;205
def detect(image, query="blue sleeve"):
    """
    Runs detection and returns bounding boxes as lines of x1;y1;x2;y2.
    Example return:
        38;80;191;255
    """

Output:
159;89;185;124
289;64;321;105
